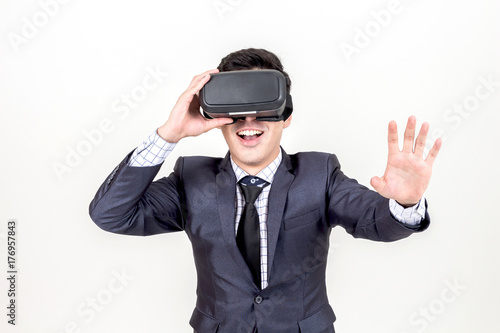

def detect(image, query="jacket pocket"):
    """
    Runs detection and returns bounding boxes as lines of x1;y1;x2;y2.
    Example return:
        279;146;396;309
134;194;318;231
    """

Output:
189;307;220;333
283;209;321;230
297;303;336;333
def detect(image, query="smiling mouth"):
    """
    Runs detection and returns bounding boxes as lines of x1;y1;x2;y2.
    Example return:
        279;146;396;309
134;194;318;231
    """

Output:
237;129;263;141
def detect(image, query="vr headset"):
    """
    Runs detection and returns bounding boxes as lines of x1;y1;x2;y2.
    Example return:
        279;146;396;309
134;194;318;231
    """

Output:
199;69;293;122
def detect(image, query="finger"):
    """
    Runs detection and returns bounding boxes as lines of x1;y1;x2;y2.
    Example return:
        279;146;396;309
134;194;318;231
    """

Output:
402;115;416;153
387;120;399;155
414;122;429;158
205;117;234;131
186;69;219;94
177;70;219;107
425;137;442;166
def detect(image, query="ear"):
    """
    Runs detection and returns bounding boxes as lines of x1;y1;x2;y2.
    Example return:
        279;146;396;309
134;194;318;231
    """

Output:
283;114;292;129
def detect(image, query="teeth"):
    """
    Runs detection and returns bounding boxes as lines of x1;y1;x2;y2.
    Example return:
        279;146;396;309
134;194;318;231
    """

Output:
237;130;263;136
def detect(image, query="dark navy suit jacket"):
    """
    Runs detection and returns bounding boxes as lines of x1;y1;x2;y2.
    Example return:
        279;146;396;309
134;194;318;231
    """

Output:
89;148;429;333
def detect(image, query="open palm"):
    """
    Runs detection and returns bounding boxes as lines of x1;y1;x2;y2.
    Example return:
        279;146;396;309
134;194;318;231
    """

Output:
370;116;442;207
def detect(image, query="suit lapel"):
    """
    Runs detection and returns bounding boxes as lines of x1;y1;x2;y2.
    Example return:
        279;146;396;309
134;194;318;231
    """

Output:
216;153;257;287
266;149;295;283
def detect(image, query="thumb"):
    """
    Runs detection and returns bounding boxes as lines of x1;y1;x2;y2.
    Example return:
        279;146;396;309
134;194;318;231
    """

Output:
210;118;234;129
370;176;383;192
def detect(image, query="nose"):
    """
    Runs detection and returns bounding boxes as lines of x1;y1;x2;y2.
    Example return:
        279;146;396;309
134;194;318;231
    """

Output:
239;116;257;122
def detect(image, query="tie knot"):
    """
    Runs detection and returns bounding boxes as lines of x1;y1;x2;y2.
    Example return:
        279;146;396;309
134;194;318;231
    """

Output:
239;176;268;204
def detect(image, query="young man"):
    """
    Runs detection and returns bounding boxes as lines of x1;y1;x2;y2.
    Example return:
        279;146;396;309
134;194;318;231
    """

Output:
89;48;441;333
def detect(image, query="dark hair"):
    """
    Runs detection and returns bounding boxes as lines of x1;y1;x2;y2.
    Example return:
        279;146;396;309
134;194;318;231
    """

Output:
217;48;291;93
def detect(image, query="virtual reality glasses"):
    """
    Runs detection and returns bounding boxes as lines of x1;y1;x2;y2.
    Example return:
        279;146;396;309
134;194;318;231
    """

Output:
200;69;293;122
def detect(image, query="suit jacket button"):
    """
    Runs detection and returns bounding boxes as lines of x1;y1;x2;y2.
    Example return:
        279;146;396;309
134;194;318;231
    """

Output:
254;295;263;304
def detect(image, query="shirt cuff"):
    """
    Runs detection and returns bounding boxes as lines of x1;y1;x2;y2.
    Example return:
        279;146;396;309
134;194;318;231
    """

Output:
389;198;426;226
128;130;176;167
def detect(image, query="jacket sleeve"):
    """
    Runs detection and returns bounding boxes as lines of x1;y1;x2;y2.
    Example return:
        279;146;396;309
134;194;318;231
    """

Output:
89;151;186;236
326;154;430;242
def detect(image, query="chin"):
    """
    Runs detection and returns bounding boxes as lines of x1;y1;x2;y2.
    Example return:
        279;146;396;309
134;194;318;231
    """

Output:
235;151;264;166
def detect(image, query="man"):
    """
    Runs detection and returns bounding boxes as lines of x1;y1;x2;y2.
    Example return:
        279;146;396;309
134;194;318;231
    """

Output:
89;48;442;333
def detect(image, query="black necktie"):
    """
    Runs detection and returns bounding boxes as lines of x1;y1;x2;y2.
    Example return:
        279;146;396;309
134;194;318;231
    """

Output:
236;176;269;287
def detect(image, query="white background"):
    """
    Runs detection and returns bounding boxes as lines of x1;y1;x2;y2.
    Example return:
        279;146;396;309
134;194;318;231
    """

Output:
1;0;499;332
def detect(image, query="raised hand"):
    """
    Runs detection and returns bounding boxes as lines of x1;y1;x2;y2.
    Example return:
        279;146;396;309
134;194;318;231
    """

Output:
370;116;442;207
157;69;233;143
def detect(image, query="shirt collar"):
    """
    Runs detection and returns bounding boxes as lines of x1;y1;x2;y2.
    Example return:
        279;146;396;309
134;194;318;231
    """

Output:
230;150;282;185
